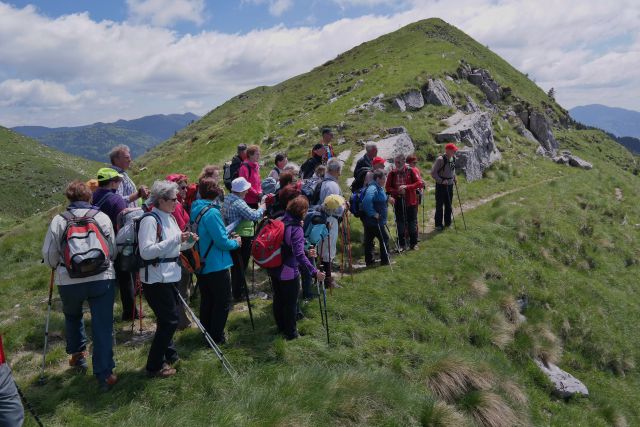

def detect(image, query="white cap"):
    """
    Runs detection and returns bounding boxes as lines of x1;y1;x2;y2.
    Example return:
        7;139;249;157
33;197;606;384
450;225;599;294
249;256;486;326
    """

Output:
231;177;252;193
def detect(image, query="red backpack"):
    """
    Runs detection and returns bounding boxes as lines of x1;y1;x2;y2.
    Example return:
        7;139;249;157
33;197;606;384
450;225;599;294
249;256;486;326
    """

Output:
251;218;285;268
60;209;111;278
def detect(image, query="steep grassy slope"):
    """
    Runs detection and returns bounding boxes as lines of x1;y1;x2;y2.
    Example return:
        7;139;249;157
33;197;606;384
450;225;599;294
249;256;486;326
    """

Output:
0;127;99;230
1;18;639;427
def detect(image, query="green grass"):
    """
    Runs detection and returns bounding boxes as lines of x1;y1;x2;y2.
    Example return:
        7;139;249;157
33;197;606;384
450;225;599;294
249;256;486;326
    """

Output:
1;18;640;427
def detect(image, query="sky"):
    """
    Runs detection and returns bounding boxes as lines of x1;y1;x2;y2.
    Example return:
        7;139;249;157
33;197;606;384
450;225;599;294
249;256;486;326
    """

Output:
0;0;638;127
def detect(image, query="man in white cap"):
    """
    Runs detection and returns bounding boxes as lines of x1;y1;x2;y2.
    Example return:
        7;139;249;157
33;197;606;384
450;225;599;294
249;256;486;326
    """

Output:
222;178;266;301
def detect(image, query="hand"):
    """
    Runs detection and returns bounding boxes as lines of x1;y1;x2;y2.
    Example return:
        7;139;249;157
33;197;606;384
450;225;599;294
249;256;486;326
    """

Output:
308;247;317;258
139;185;150;199
187;232;199;243
399;186;406;195
259;202;266;211
374;213;380;220
315;270;326;282
388;197;395;206
234;236;242;246
180;232;191;243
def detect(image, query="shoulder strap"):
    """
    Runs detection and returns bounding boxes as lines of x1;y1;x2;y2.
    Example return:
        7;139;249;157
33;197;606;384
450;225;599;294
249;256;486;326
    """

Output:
242;162;252;178
438;155;448;175
192;204;215;232
60;210;76;222
141;211;163;242
94;192;111;209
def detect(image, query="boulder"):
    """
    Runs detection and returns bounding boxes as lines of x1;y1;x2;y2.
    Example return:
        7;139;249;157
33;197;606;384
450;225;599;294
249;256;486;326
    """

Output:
422;79;455;107
347;93;386;115
463;95;480;113
436;112;501;181
553;153;592;169
529;110;559;154
517;123;539;144
534;359;589;399
467;69;503;103
394;89;424;111
387;126;407;135
353;131;415;172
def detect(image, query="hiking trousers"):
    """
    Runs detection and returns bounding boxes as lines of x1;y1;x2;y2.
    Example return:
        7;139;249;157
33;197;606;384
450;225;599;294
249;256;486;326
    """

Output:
434;184;454;228
0;364;24;427
57;279;116;381
142;282;179;372
271;276;300;339
393;199;418;248
230;236;253;301
364;223;390;265
197;270;232;343
116;269;138;320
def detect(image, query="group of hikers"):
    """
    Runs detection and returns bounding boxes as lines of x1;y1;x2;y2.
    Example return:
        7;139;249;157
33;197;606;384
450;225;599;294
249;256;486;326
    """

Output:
0;128;462;423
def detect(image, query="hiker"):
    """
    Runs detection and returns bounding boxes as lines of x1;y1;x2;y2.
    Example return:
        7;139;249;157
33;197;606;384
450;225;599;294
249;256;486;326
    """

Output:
300;143;326;179
352;142;378;192
267;172;300;219
430;143;458;231
222;177;265;302
318;159;345;288
320;128;335;162
138;180;198;378
406;154;426;203
270;196;325;340
386;153;423;251
0;335;25;426
190;178;241;344
166;173;193;330
42;181;118;390
92;168;142;321
238;145;262;209
268;153;288;180
362;170;391;266
109;144;149;208
223;144;248;191
363;157;386;187
184;165;222;212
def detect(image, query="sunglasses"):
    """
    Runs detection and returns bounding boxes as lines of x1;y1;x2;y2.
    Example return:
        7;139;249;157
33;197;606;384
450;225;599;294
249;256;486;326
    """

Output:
166;197;178;202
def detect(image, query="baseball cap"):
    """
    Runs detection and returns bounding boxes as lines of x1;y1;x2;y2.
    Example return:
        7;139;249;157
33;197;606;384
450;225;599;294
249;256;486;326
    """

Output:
445;143;459;152
97;167;123;182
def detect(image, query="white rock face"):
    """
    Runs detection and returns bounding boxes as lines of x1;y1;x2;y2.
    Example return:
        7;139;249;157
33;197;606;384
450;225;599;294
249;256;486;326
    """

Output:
534;359;589;398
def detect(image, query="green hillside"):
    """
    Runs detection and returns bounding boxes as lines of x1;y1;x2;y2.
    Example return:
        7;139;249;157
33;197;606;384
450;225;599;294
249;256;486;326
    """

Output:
1;18;639;426
0;127;100;230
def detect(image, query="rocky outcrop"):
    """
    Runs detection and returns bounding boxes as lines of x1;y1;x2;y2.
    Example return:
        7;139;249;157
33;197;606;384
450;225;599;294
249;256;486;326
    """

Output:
436;111;501;181
422;79;455;107
534;359;589;398
528;110;559;154
463;95;480;113
352;131;415;172
552;151;593;170
347;93;386;114
393;89;424;112
458;62;503;103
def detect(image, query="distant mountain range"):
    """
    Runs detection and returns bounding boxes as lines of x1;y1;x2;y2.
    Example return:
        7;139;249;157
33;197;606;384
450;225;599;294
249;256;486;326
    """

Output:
12;112;199;161
569;104;640;154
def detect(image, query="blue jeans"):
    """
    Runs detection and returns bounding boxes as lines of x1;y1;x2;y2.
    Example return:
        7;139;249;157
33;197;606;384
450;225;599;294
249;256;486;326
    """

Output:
58;279;116;381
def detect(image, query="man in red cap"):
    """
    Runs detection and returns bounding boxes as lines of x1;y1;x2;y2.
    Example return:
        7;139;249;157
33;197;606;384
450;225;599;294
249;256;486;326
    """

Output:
430;143;458;230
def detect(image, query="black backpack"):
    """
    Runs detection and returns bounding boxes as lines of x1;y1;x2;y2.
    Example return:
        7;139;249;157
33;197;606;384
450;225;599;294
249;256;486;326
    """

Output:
310;178;330;206
350;166;371;193
223;157;251;191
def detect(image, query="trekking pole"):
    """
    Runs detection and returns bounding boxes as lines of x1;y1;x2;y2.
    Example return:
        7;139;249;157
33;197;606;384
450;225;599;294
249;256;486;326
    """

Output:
401;197;409;250
14;380;44;427
384;223;403;256
311;245;325;327
322;276;330;345
38;269;54;385
345;212;354;284
447;185;458;233
137;274;143;333
421;188;426;236
236;253;255;331
377;222;393;272
173;285;237;380
454;181;467;231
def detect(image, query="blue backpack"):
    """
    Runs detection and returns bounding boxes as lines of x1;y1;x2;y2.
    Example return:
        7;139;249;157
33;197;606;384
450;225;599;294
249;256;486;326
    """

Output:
303;209;329;250
349;186;367;218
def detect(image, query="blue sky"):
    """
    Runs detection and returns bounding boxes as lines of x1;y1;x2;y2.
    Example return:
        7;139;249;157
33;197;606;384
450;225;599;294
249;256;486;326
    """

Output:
0;0;638;127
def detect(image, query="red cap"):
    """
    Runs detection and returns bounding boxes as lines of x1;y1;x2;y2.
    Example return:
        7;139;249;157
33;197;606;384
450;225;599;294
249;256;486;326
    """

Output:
445;143;459;152
166;173;188;183
372;156;385;166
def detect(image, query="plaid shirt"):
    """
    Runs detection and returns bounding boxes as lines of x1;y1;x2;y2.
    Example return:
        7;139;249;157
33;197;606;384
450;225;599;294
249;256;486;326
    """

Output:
222;193;264;225
112;165;138;208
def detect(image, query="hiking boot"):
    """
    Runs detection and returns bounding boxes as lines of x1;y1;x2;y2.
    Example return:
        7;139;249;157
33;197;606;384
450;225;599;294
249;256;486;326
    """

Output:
147;363;176;378
285;331;299;341
69;351;89;370
410;245;419;251
98;374;118;392
435;226;444;231
167;356;181;367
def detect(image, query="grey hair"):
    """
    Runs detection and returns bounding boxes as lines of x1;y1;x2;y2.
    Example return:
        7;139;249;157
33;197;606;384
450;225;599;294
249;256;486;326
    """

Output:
327;158;342;174
394;153;406;162
109;144;130;164
150;180;178;203
283;163;299;174
365;142;377;153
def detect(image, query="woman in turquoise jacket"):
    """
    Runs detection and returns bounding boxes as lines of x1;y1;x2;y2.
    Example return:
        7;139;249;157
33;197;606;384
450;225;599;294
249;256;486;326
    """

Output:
190;178;241;344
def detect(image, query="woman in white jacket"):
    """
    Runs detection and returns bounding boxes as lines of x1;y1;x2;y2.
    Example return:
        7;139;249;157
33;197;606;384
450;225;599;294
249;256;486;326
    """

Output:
42;180;118;391
138;180;197;378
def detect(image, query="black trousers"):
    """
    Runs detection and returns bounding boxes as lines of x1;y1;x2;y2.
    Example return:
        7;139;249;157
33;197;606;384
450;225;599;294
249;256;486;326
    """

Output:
434;184;454;228
142;282;179;372
198;270;232;343
271;275;300;338
364;223;390;265
230;236;253;301
393;199;418;248
116;269;138;320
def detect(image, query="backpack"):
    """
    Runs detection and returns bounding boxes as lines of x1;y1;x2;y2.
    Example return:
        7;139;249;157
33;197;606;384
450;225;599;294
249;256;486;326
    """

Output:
181;205;215;274
437;155;456;179
59;209;111;278
303;209;329;249
251;218;285;268
301;176;321;201
223;157;251;191
309;178;330;206
115;208;145;271
261;176;278;195
184;183;199;213
350;166;371;193
349;186;367;218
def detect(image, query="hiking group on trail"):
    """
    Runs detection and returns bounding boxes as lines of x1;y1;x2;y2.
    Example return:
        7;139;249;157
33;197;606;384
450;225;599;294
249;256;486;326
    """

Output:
22;133;462;396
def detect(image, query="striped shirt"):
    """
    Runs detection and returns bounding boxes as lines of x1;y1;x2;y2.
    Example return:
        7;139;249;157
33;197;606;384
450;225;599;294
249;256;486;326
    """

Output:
112;165;138;208
222;193;264;225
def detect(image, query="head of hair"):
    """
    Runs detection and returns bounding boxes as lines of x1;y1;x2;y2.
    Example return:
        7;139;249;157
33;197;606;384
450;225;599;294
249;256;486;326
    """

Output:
150;180;178;202
326;158;342;174
312;143;324;152
274;153;287;164
314;164;326;177
65;180;92;203
373;169;386;182
279;171;294;188
406;154;418;163
278;184;301;209
365;142;377;153
321;128;332;136
198;165;219;182
109;144;130;164
237;143;247;154
286;195;309;219
394;153;406;163
199;177;223;200
246;145;260;157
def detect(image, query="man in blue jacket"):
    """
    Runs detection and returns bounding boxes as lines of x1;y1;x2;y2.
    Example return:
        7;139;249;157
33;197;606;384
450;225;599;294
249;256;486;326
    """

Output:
361;169;391;267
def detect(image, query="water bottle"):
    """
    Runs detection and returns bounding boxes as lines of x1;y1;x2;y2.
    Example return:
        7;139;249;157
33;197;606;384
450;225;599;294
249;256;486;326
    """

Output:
122;238;133;256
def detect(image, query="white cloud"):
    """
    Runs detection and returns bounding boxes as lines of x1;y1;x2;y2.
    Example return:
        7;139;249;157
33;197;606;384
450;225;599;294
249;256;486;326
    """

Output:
243;0;294;17
126;0;205;27
0;79;95;108
0;0;638;127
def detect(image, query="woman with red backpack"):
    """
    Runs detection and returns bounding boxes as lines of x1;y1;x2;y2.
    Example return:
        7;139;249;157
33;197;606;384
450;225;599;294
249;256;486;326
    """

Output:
270;196;325;340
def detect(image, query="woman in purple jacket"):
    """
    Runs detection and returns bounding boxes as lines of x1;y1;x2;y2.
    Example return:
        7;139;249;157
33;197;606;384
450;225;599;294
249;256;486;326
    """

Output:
271;196;325;340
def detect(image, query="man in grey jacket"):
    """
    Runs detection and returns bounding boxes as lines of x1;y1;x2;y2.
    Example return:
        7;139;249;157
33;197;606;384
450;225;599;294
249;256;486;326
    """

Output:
430;143;458;231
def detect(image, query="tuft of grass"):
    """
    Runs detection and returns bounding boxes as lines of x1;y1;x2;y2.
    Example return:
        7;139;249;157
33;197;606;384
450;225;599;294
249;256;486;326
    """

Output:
420;400;468;427
423;356;493;403
460;391;520;427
